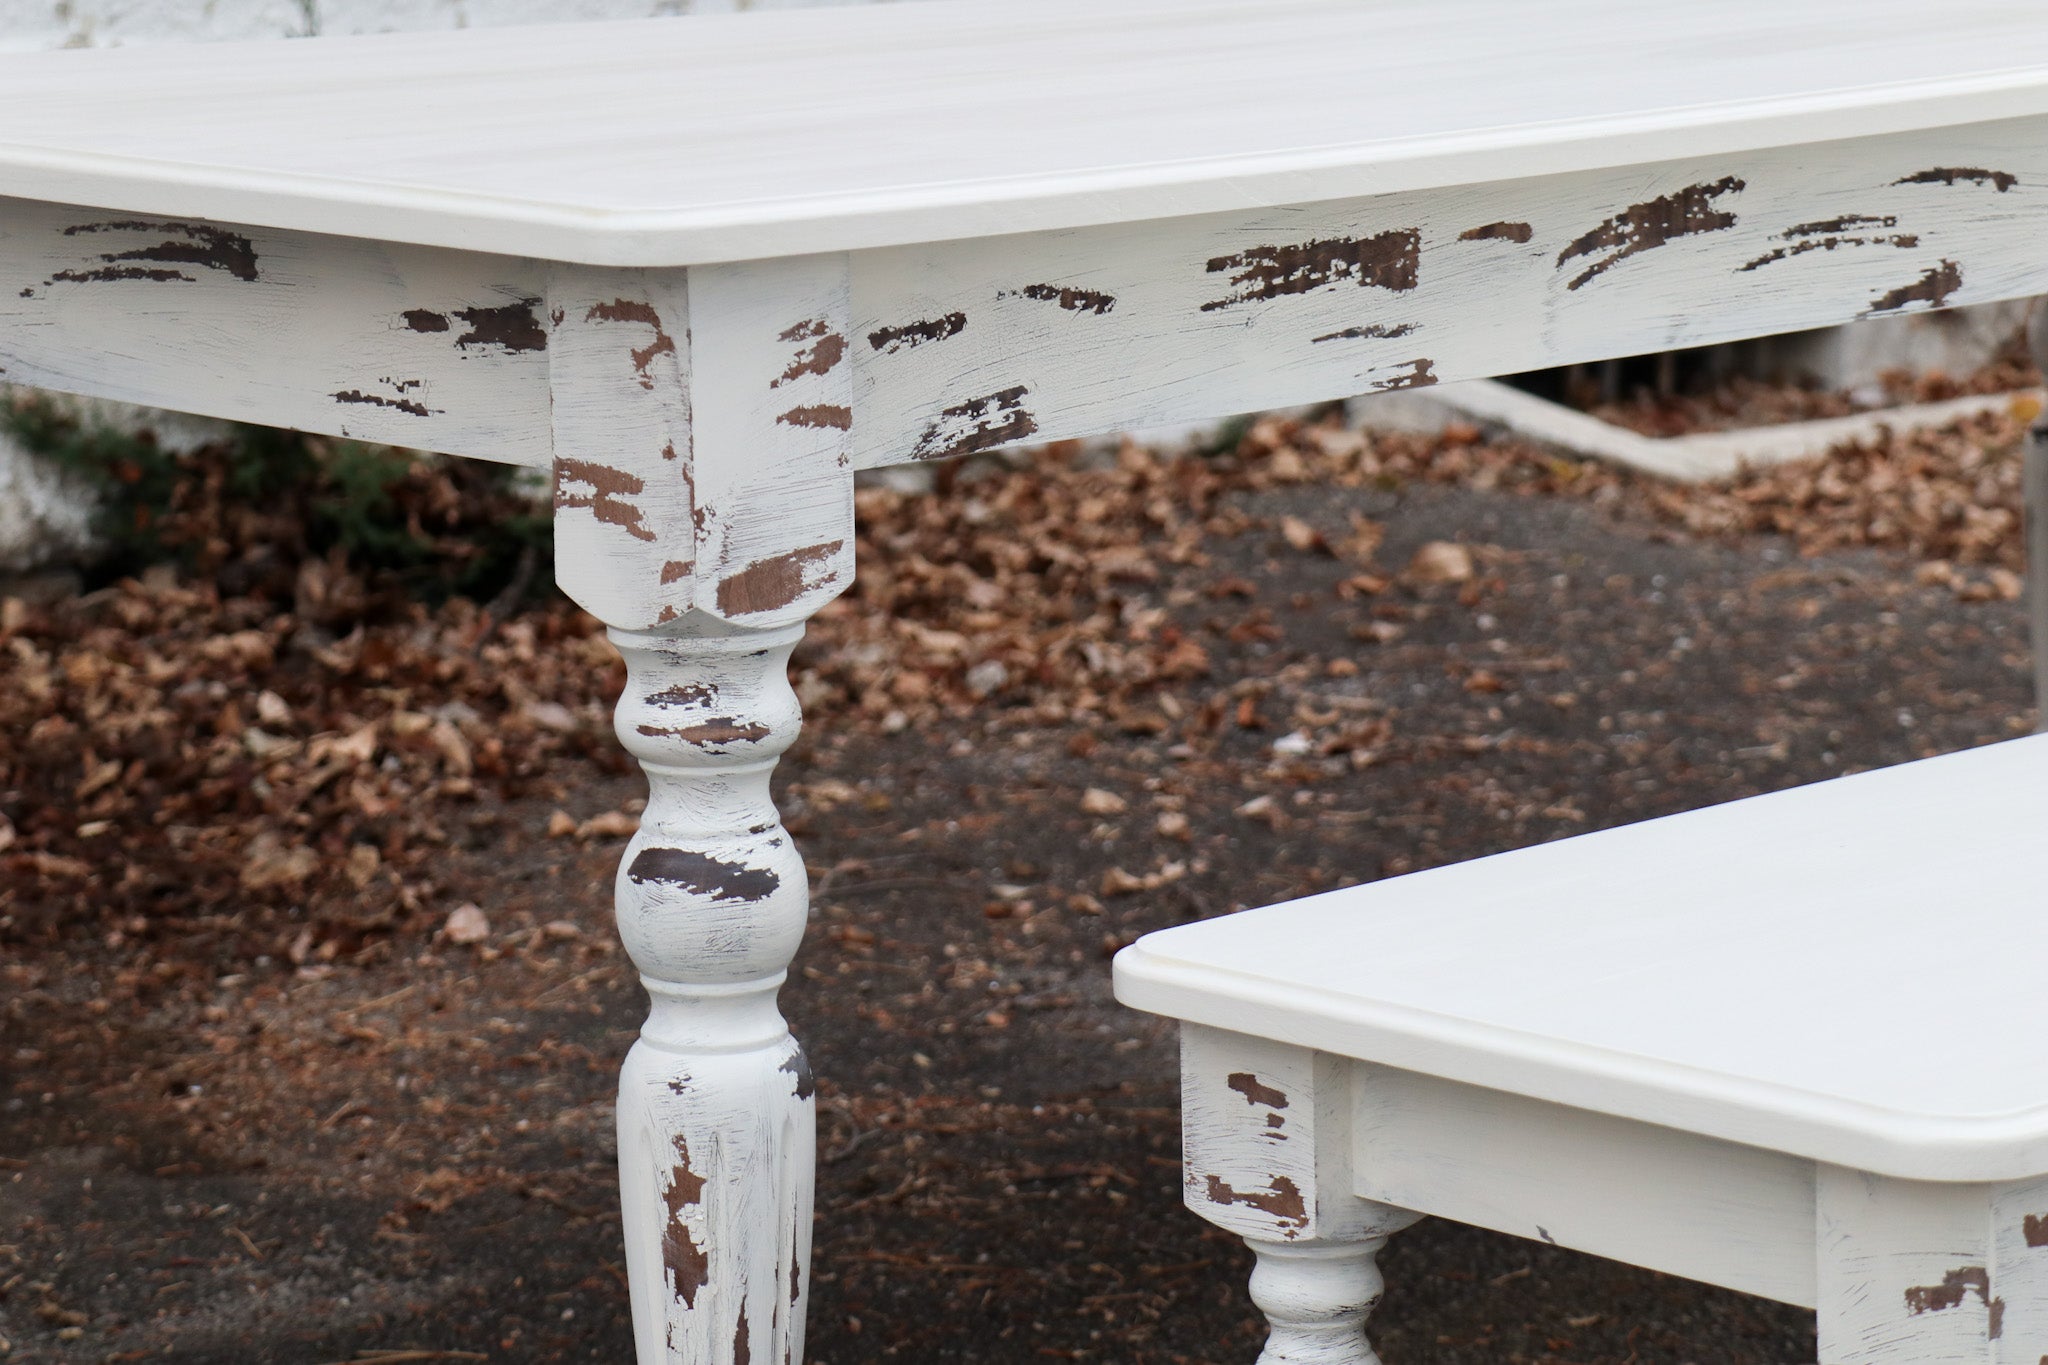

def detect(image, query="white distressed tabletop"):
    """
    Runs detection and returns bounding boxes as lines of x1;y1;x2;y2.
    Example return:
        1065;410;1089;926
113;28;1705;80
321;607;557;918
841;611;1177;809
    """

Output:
1116;734;2048;1182
0;0;2045;264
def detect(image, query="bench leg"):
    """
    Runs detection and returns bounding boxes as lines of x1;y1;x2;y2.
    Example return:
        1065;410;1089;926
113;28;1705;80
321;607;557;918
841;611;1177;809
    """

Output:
1817;1167;2048;1364
1179;1025;1421;1364
609;619;815;1365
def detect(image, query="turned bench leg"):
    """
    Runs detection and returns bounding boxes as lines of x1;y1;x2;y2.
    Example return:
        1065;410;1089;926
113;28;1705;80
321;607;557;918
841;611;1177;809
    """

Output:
1180;1026;1421;1364
1817;1167;2048;1365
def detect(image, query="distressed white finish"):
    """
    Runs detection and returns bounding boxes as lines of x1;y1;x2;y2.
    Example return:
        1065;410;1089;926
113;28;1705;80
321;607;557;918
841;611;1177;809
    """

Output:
1118;735;2048;1363
1;6;2047;1362
597;617;819;1365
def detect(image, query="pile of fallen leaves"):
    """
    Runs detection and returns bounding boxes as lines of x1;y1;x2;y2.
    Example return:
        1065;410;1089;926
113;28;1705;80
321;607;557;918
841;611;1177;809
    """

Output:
1;390;2033;965
800;401;2034;733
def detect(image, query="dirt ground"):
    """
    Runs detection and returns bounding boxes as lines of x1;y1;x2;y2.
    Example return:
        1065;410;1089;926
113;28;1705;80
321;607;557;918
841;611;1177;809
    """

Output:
1;406;2037;1364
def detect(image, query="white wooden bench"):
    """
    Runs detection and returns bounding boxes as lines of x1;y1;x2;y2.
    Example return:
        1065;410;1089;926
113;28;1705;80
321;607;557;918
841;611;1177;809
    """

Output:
6;3;2048;1360
1115;734;2048;1365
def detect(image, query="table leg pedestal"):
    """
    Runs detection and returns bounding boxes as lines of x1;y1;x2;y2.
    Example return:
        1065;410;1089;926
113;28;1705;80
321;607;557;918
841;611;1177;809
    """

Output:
1244;1235;1403;1365
1178;1027;1420;1365
608;618;815;1365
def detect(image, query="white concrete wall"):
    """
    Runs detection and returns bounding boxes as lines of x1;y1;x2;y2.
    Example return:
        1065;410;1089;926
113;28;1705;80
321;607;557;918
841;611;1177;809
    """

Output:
0;0;905;51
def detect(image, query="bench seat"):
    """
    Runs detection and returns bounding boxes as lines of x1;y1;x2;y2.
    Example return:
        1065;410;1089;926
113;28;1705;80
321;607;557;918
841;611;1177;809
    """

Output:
1115;735;2048;1363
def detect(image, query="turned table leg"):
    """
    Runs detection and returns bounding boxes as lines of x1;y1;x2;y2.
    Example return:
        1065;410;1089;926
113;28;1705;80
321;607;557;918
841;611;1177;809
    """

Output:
610;617;815;1365
545;259;856;1365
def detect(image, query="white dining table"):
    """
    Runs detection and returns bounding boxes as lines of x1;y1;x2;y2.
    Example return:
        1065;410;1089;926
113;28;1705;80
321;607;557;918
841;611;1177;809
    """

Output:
3;2;2047;1359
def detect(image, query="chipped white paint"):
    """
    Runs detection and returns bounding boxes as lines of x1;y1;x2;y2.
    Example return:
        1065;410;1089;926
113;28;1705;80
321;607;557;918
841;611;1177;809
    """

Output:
685;255;855;626
3;8;2048;1362
596;618;818;1365
1120;736;2048;1362
547;267;695;628
0;199;551;464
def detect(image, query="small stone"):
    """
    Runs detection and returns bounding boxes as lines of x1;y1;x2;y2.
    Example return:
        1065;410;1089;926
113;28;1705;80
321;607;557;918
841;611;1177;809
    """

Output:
963;659;1009;698
1406;540;1475;584
442;903;490;946
254;690;293;726
546;809;578;839
1080;787;1127;816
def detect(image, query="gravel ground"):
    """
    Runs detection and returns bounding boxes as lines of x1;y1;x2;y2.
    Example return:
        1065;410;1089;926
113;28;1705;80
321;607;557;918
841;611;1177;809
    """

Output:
1;410;2036;1364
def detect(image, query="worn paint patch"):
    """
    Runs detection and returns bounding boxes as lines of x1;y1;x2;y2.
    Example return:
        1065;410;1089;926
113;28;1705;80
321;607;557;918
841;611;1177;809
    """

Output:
637;717;773;746
1311;322;1417;344
449;299;547;353
660;559;693;586
771;318;847;388
776;404;853;431
1740;214;1918;271
586;298;678;391
331;388;435;418
664;1137;710;1309
1007;283;1117;315
1868;259;1963;314
55;220;258;285
1459;221;1534;244
779;1045;816;1101
629;846;781;902
403;308;451;333
2024;1213;2048;1247
715;540;845;618
734;1306;752;1365
1558;177;1744;290
1202;230;1420;312
1203;1174;1308;1232
1894;167;2018;192
1371;358;1438;391
553;457;655;543
1904;1265;1992;1316
910;386;1037;461
867;312;967;353
647;682;717;709
1226;1072;1289;1109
